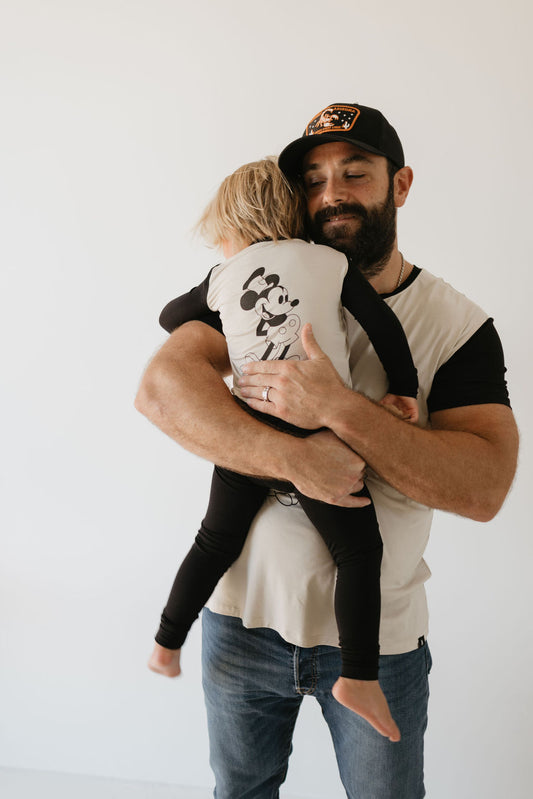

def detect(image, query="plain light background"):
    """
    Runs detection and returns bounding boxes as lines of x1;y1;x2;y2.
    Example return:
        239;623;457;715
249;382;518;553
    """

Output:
1;1;531;797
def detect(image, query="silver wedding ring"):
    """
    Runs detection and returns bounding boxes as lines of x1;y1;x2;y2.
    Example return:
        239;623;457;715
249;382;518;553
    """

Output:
262;386;271;402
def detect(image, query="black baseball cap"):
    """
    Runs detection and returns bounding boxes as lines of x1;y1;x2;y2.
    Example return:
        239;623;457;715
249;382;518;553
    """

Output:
278;103;405;179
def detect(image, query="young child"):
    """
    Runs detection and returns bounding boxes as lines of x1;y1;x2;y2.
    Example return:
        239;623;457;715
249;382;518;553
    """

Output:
148;157;418;742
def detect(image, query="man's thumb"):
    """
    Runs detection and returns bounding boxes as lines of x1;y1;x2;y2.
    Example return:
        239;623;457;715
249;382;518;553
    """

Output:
302;323;324;360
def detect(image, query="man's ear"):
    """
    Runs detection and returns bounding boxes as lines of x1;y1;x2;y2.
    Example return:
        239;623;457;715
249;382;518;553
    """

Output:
394;166;414;208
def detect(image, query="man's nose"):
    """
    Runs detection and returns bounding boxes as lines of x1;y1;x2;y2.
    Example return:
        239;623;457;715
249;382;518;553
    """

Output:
322;176;348;206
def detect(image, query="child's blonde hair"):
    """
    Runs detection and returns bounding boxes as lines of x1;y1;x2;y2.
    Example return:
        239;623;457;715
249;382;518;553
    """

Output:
197;156;307;248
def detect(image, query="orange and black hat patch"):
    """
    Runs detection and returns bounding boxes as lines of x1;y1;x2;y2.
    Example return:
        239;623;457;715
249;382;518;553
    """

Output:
305;105;360;136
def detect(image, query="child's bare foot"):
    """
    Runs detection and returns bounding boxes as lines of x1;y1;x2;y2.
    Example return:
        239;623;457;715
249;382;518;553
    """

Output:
148;643;182;677
332;676;401;742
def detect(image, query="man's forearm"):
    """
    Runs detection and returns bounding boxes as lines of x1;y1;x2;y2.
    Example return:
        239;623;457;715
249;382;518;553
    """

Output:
135;322;369;506
135;323;287;475
325;387;519;521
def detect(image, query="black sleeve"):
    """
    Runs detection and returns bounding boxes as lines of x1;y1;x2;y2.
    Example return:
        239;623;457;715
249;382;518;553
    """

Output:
341;261;418;398
159;267;223;335
427;319;511;413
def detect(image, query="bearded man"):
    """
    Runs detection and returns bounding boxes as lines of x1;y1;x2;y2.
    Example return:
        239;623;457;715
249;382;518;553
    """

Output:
135;103;518;799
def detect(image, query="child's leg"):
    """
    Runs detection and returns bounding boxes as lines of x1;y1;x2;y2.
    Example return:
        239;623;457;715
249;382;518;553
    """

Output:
296;487;382;678
295;489;400;742
151;466;269;672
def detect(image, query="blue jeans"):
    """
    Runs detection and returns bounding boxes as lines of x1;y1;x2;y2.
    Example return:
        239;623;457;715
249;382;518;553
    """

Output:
202;609;432;799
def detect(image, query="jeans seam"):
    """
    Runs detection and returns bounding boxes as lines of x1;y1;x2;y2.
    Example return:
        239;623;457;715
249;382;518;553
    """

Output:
310;647;318;693
293;646;318;695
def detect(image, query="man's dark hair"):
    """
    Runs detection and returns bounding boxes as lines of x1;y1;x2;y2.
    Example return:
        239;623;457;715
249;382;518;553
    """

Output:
387;158;399;184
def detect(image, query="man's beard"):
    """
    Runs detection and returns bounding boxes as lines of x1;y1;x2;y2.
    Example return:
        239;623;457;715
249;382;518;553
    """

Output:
307;180;397;278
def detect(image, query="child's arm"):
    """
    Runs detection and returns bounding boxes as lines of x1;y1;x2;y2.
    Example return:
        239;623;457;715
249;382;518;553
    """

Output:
159;267;222;334
341;260;418;400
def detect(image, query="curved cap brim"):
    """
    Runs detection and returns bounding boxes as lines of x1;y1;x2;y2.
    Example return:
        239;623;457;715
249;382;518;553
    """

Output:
279;133;399;179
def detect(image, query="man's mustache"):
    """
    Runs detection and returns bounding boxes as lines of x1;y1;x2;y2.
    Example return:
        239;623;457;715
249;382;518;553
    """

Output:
313;202;368;226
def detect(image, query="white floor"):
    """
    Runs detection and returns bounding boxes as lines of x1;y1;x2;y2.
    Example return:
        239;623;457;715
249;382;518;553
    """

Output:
0;768;309;798
0;768;211;799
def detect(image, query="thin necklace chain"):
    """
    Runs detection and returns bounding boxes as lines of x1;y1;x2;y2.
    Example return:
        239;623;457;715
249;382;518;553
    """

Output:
395;253;405;290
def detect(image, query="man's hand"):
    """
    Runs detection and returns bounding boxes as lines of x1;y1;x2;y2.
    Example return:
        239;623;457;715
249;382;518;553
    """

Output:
238;323;349;429
288;430;369;507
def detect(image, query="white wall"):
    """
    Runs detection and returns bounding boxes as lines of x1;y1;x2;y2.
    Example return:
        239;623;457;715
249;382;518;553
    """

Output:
1;1;531;797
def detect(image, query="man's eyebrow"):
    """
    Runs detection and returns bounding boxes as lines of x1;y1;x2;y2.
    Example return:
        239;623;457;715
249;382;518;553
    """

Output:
341;154;373;165
302;153;373;174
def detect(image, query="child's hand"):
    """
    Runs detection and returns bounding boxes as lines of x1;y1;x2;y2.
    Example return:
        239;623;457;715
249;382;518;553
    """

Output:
379;393;419;424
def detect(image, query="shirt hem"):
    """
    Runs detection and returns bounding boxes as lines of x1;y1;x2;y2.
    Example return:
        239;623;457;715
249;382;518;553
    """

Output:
204;601;428;656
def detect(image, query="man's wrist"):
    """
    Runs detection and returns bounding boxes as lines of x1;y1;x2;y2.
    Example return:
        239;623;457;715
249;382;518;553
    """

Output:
320;384;362;433
272;434;307;483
